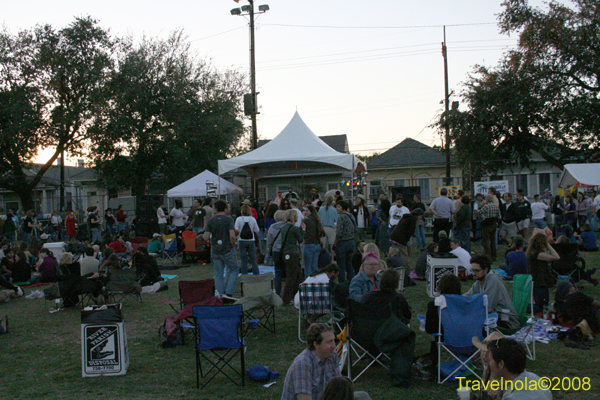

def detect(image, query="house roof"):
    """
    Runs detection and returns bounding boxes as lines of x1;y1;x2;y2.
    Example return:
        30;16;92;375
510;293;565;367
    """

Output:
368;138;456;169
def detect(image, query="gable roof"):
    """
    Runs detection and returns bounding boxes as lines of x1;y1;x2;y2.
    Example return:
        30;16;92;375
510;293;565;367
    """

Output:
368;138;455;169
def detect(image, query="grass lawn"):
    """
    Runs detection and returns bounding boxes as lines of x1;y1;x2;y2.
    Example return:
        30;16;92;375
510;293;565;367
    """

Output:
1;242;599;399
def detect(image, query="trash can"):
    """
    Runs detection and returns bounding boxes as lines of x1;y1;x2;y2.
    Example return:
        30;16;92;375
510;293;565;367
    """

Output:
426;253;459;298
81;303;129;377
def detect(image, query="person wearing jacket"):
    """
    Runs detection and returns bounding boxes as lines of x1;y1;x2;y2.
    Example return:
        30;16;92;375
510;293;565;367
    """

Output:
266;210;286;295
349;253;380;302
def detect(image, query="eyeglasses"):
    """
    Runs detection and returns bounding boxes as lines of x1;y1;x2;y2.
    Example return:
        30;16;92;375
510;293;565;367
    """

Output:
471;268;483;273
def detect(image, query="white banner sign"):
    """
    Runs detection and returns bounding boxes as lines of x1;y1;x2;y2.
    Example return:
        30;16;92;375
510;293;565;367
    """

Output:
474;180;509;195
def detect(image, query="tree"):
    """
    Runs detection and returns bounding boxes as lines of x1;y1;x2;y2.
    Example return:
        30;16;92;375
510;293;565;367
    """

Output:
443;0;600;176
355;152;381;164
91;31;248;195
0;17;114;210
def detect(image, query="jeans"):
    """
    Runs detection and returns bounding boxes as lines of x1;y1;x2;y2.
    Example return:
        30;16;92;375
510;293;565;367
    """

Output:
212;249;239;296
239;240;259;275
336;239;355;283
90;228;101;244
303;243;321;278
22;231;31;244
457;227;471;253
533;287;550;314
116;222;125;233
192;227;204;235
532;219;547;229
273;251;282;295
413;220;426;248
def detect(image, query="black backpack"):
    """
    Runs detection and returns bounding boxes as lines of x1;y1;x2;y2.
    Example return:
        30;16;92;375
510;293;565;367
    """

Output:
240;221;253;240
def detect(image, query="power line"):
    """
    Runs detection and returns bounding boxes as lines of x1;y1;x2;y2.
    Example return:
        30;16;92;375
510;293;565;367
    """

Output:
191;26;246;41
263;22;497;29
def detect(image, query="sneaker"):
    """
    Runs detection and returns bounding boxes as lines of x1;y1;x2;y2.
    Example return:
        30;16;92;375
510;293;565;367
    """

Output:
16;287;24;297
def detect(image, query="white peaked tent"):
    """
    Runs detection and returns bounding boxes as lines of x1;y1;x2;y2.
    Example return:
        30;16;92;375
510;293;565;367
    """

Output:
558;163;600;187
167;170;243;198
218;112;366;177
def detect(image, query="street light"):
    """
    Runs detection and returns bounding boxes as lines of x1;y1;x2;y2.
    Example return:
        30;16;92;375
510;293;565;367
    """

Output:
231;0;269;199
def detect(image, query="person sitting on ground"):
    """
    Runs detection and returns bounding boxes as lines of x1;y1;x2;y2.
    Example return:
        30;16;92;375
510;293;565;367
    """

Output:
564;224;578;244
34;248;58;283
349;253;381;302
414;242;438;279
281;323;339;400
362;269;411;324
449;238;472;276
148;233;163;253
386;245;416;288
0;248;15;280
498;237;527;278
487;338;552;400
0;274;23;301
555;281;600;332
437;230;451;253
578;223;598;252
465;254;520;330
79;247;100;277
294;263;340;323
133;247;163;286
108;236;128;258
12;252;34;284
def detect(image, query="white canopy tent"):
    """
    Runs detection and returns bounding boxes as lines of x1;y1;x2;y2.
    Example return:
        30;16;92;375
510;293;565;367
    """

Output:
218;112;366;177
558;163;600;188
166;169;243;198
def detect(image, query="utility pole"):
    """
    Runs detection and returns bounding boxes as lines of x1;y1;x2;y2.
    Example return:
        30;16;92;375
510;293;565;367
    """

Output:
442;26;451;186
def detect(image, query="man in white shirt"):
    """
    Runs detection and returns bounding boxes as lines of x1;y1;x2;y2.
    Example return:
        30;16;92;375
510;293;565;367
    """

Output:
429;187;455;242
388;195;409;231
530;194;549;229
79;247;100;276
290;198;304;227
450;239;472;275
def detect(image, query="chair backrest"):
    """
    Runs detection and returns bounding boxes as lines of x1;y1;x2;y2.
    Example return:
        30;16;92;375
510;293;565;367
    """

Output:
437;293;488;349
511;274;533;325
130;237;149;252
347;299;393;354
162;233;177;251
179;279;215;305
182;231;198;252
552;243;579;273
106;268;142;293
193;305;243;350
240;272;274;297
298;282;331;315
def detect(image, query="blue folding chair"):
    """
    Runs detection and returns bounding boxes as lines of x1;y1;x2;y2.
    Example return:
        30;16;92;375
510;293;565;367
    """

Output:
161;233;180;265
436;293;490;383
190;305;257;388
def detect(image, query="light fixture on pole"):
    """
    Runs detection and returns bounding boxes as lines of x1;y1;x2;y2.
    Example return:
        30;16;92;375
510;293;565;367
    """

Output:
230;0;269;199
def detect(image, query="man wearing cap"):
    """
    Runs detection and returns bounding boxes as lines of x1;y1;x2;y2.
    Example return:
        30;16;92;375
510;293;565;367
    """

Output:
465;254;520;330
486;338;552;400
390;208;423;268
351;194;370;242
242;198;259;220
428;188;455;243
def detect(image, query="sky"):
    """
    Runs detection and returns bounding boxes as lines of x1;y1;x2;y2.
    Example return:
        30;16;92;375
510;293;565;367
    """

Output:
2;0;548;163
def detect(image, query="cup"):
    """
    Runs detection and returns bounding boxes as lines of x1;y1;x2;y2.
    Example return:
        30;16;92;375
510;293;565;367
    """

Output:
457;387;471;400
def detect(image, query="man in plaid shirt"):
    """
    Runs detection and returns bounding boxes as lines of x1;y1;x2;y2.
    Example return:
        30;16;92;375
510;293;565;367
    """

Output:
476;195;501;262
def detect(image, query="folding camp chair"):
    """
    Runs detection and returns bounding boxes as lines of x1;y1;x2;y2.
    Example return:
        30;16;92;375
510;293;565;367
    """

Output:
436;293;490;384
345;299;392;382
189;304;256;388
552;243;585;283
57;263;97;308
105;268;142;303
236;272;282;334
161;233;180;265
495;274;536;360
297;282;335;342
164;279;222;342
182;231;202;263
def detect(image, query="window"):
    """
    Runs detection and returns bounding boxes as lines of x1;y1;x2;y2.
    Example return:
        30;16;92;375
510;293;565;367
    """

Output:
539;173;550;192
393;179;405;187
258;187;267;203
419;178;430;201
517;175;528;194
278;186;289;192
440;177;454;186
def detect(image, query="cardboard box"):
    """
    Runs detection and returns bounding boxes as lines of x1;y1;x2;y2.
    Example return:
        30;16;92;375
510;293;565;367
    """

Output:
81;304;129;377
426;254;459;298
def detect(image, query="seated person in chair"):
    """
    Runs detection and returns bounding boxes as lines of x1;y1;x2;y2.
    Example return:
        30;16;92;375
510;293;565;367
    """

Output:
578;224;598;252
349;253;380;302
294;263;340;324
465;254;520;330
362;269;411;324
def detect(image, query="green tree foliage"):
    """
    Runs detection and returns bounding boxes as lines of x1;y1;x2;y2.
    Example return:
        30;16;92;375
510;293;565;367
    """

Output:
444;0;600;176
91;31;248;195
0;17;114;210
